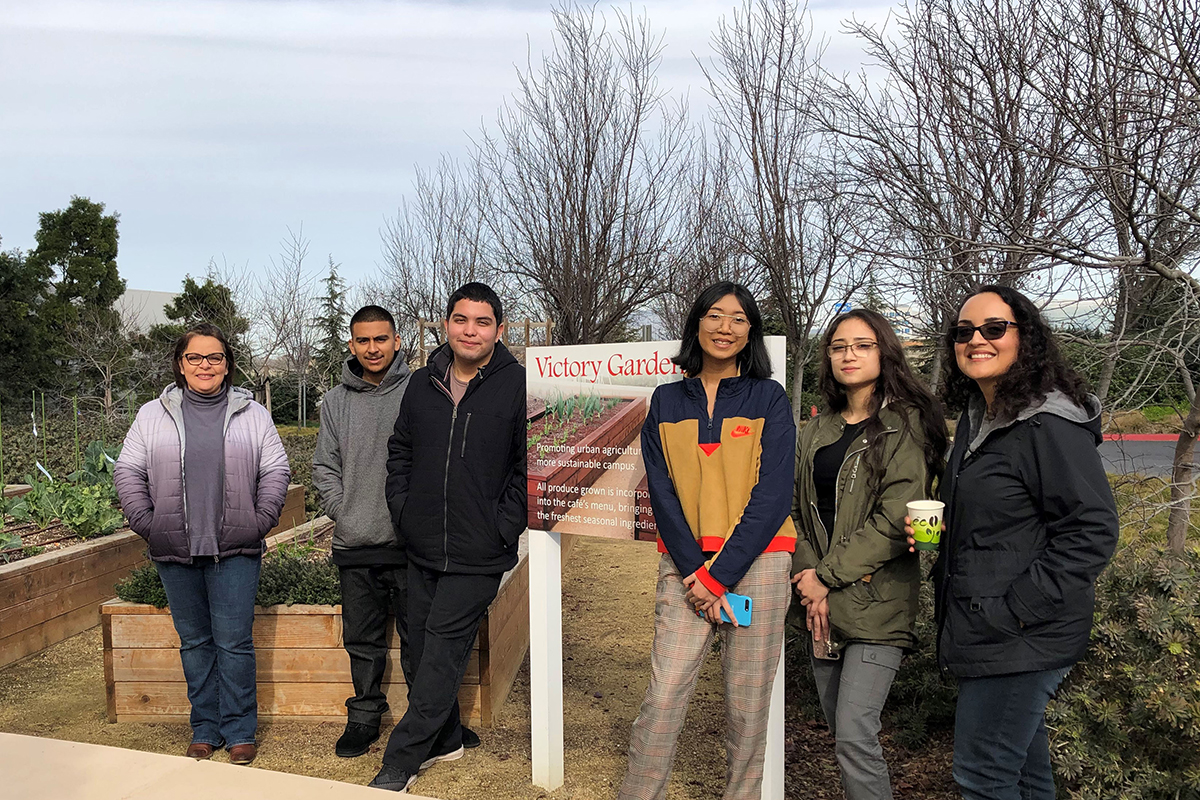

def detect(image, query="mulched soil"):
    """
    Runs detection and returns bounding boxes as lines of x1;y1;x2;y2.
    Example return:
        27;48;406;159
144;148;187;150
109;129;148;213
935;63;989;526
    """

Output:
0;519;132;563
0;534;959;798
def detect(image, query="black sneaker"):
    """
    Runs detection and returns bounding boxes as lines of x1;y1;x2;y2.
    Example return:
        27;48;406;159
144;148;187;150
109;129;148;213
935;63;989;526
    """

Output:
369;765;417;792
336;722;380;758
461;726;481;749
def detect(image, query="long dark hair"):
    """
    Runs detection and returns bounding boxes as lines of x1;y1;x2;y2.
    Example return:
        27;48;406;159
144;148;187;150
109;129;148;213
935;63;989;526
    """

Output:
818;309;948;495
173;323;236;392
672;282;772;380
941;285;1089;419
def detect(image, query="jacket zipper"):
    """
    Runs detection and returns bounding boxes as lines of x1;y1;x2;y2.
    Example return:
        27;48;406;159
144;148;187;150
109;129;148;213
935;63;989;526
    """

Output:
461;412;472;458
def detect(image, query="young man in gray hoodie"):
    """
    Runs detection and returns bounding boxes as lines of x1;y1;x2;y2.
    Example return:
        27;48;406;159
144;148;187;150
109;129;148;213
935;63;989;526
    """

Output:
313;306;481;758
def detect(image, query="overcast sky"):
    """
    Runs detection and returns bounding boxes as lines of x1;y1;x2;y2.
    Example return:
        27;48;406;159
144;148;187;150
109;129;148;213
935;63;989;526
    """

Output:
0;0;890;294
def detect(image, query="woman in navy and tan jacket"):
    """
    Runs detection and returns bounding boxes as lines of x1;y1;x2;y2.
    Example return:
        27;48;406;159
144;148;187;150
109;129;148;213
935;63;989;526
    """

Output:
617;281;796;800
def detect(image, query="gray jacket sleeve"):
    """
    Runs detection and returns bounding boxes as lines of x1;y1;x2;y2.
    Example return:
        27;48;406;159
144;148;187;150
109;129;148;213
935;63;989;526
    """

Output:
254;407;292;536
312;399;343;521
113;406;156;537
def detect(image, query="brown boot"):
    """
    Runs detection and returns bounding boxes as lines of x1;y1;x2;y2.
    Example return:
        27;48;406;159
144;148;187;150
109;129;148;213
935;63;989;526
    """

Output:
228;743;257;765
185;743;215;760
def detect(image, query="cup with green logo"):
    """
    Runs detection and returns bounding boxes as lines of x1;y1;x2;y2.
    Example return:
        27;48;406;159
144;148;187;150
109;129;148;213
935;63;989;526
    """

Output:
907;500;944;551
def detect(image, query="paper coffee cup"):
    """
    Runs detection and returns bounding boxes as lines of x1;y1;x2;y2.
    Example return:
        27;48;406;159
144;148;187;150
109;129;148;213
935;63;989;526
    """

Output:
907;500;945;551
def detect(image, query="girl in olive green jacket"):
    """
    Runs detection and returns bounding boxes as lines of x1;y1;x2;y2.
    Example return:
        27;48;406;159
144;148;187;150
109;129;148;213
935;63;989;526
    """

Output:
790;309;947;800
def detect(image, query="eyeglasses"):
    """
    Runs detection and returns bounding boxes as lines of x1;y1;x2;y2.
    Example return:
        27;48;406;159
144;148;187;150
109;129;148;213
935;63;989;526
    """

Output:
701;312;751;332
949;321;1018;344
828;342;878;358
182;353;227;366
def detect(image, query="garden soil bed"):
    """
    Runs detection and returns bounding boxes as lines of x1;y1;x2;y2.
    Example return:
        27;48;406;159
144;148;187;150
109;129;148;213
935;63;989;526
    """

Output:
102;533;532;728
0;535;957;798
0;485;305;669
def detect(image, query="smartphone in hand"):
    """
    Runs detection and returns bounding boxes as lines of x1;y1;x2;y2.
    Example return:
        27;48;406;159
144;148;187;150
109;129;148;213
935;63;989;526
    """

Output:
720;592;753;626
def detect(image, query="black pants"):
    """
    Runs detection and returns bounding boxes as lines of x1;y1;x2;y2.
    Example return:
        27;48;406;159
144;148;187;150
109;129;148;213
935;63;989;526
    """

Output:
381;563;502;772
339;565;412;727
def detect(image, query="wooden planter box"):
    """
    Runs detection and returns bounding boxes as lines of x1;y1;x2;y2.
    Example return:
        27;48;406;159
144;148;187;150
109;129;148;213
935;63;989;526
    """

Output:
101;538;530;728
0;484;304;670
526;397;648;530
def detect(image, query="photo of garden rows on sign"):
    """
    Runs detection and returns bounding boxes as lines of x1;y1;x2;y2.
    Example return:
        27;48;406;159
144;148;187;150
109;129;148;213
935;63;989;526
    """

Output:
526;338;786;541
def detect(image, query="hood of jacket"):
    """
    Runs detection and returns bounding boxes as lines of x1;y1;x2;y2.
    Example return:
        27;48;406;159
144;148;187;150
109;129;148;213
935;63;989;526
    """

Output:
158;383;254;447
339;352;411;395
966;390;1103;456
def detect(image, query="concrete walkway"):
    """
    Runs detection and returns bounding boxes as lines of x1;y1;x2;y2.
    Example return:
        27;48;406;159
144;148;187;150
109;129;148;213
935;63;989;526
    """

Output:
0;732;437;799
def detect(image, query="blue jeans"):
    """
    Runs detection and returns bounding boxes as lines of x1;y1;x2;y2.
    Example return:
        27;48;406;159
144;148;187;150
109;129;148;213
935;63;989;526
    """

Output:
953;667;1071;800
155;555;262;747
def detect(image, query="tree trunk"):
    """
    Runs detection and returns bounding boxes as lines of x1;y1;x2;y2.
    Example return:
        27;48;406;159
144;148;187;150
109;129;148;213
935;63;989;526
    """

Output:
1095;341;1118;403
1166;396;1200;554
789;339;806;424
264;374;273;416
929;347;946;395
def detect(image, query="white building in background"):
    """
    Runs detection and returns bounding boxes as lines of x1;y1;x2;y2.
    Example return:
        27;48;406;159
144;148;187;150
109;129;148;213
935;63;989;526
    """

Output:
113;289;178;332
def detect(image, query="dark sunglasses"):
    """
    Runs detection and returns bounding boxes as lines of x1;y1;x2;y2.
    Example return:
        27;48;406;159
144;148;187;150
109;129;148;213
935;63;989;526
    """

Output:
949;320;1018;344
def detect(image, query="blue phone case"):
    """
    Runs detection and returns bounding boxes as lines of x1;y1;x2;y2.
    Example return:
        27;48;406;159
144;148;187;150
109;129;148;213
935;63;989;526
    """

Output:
720;592;753;626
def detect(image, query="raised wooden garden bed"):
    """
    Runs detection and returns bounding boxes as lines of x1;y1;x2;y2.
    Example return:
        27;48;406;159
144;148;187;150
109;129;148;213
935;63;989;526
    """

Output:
526;397;647;531
0;484;305;669
101;535;530;728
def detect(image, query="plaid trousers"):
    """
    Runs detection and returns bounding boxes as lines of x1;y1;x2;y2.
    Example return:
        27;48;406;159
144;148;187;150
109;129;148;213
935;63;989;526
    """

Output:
618;551;791;800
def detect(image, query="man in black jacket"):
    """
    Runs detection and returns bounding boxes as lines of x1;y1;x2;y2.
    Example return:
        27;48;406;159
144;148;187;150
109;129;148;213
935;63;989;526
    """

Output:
370;282;526;793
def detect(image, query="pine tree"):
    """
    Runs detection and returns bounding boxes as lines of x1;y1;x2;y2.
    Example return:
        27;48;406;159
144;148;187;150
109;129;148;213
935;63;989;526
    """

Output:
313;257;348;390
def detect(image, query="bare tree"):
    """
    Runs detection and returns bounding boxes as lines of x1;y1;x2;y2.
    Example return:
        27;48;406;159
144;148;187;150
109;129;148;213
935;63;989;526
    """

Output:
260;226;320;425
62;306;147;421
825;0;1088;387
704;0;868;416
653;132;759;338
371;157;501;358
1030;0;1200;551
473;4;691;345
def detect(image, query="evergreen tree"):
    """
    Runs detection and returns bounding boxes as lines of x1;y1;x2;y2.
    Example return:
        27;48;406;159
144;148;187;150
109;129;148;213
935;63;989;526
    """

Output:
0;240;54;401
28;196;125;331
313;257;349;390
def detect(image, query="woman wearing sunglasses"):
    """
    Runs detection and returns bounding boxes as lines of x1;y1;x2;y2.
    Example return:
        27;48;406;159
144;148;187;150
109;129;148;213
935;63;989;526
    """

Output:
790;309;947;800
618;282;796;800
912;286;1118;799
114;323;290;765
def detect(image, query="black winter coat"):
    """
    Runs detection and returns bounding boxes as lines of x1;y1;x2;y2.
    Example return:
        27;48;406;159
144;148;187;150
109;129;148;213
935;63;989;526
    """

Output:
934;391;1119;678
386;341;526;575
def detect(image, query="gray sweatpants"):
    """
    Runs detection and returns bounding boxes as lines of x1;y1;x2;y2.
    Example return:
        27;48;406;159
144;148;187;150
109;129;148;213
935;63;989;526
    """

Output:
811;642;903;800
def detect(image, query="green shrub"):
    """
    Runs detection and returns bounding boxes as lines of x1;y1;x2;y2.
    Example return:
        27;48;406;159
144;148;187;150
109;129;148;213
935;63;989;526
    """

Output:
884;570;958;748
1142;405;1185;424
115;546;341;608
114;562;170;608
1048;545;1200;799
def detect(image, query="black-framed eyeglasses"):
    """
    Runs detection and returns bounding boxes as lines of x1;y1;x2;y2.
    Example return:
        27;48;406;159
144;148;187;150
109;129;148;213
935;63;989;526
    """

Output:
949;321;1018;344
182;353;227;366
827;342;879;358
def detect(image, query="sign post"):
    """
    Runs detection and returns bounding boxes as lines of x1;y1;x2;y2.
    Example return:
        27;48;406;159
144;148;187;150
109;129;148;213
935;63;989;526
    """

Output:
529;529;564;790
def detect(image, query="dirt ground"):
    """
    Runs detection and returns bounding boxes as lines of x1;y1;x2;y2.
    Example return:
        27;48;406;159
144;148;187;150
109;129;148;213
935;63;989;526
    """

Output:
0;536;956;798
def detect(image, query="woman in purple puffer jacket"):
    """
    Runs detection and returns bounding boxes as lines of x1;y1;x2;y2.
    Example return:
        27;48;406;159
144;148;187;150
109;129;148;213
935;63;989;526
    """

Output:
114;323;290;765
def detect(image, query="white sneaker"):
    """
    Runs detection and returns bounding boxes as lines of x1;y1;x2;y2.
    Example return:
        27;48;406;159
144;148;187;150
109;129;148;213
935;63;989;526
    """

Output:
419;744;464;771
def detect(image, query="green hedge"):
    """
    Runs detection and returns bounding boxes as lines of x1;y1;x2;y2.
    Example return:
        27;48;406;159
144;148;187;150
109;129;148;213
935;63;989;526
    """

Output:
115;541;340;608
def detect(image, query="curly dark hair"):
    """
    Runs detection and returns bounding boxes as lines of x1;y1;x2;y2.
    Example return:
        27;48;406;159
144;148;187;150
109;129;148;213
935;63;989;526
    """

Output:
941;285;1090;419
818;309;948;496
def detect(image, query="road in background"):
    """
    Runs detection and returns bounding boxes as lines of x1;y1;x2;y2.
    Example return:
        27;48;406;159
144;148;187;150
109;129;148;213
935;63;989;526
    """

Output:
1100;439;1193;477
